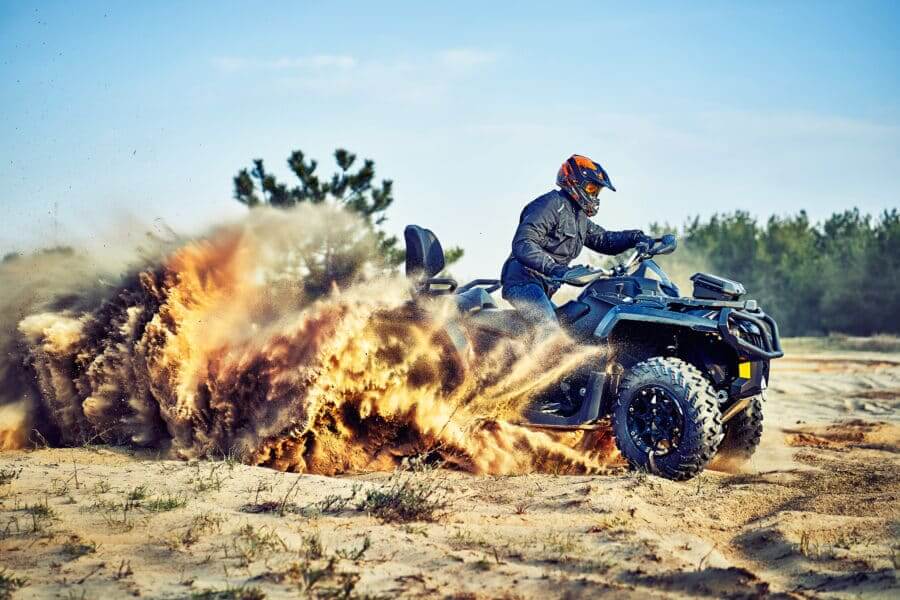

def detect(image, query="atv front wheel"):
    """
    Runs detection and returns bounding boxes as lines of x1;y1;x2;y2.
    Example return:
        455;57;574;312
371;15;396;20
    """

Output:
612;357;723;481
717;394;764;463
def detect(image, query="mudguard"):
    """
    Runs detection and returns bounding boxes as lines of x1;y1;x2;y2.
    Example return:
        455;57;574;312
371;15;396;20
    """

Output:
593;304;719;340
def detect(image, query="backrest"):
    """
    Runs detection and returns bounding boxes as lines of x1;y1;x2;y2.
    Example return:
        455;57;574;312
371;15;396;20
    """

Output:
404;225;445;280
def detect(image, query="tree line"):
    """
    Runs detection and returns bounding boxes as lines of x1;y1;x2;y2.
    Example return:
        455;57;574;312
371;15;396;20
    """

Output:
650;209;900;336
232;146;896;337
6;147;896;338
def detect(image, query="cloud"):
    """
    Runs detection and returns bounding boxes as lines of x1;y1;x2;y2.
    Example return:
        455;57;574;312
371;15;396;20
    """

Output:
212;54;357;73
253;48;500;104
437;48;499;70
214;48;497;77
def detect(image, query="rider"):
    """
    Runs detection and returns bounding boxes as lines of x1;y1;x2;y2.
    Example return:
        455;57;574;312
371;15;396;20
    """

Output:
501;154;652;335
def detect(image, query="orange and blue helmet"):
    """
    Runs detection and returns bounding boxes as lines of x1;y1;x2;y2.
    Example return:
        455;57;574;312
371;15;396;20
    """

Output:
556;154;615;217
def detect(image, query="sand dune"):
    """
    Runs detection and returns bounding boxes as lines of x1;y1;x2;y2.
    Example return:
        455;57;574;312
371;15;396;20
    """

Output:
1;349;898;599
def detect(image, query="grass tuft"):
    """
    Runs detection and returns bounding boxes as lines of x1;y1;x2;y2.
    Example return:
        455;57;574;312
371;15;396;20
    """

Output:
0;568;28;600
144;494;187;512
230;524;288;566
266;534;371;598
356;459;447;523
0;468;21;486
190;585;266;600
176;512;224;548
61;535;98;559
190;463;227;494
126;485;149;503
25;499;56;519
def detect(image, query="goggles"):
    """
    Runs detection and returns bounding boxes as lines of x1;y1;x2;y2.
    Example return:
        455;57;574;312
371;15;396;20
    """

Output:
583;181;604;197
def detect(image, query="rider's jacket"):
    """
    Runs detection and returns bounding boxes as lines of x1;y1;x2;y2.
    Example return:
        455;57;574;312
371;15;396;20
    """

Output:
501;189;644;297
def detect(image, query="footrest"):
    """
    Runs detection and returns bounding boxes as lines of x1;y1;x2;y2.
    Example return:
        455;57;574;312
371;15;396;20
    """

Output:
523;372;605;427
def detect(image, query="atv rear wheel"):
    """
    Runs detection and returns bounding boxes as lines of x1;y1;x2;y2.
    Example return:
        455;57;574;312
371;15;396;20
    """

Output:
612;357;723;481
717;394;764;463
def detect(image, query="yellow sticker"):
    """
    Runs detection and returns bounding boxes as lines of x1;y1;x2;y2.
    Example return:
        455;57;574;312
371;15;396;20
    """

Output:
738;361;751;379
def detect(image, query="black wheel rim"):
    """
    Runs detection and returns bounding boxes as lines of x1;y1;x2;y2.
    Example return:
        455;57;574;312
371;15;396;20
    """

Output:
626;385;684;456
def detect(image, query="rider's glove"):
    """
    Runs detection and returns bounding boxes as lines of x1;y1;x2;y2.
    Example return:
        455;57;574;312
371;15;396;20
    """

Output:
550;264;591;284
633;231;654;248
548;264;570;280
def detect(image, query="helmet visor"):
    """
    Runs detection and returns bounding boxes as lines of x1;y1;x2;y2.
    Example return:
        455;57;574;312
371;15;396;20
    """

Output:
583;182;602;197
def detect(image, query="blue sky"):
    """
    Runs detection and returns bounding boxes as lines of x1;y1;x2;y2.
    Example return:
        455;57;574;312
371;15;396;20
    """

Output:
2;1;899;278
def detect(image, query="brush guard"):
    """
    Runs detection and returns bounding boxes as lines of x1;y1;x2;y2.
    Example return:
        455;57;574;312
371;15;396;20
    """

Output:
717;307;783;360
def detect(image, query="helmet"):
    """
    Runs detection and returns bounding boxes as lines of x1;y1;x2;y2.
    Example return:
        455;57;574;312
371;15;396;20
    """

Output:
556;154;616;217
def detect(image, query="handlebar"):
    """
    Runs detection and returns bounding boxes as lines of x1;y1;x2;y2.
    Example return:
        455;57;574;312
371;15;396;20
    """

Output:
549;233;678;287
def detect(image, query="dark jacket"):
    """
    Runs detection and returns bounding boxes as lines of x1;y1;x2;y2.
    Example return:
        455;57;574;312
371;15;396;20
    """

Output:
501;189;643;297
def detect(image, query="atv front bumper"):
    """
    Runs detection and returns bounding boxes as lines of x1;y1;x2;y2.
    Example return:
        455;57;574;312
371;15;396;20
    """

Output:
716;304;779;399
717;307;783;360
666;297;784;361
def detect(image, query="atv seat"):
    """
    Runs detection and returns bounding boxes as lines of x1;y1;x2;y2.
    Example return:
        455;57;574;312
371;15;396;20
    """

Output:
466;308;528;337
455;287;497;313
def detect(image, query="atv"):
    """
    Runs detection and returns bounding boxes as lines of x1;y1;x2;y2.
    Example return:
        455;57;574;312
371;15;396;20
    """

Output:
402;224;784;481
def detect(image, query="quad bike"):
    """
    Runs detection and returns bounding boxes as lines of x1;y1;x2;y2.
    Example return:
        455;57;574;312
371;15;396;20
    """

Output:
403;225;784;481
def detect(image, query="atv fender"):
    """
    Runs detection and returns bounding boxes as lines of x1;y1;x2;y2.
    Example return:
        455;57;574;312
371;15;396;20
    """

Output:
593;305;719;340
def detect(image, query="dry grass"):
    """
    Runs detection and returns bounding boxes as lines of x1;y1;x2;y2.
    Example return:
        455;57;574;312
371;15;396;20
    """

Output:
190;585;267;600
783;334;900;354
144;493;188;512
167;511;225;550
229;524;288;566
263;533;372;599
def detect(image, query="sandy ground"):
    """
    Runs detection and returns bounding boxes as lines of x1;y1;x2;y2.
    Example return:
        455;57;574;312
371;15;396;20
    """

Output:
1;349;898;599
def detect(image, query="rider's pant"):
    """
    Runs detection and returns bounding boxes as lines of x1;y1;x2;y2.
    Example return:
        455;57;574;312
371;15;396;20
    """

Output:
502;282;559;338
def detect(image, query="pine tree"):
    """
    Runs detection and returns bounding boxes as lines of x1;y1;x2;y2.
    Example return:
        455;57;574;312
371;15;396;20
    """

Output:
234;148;463;269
